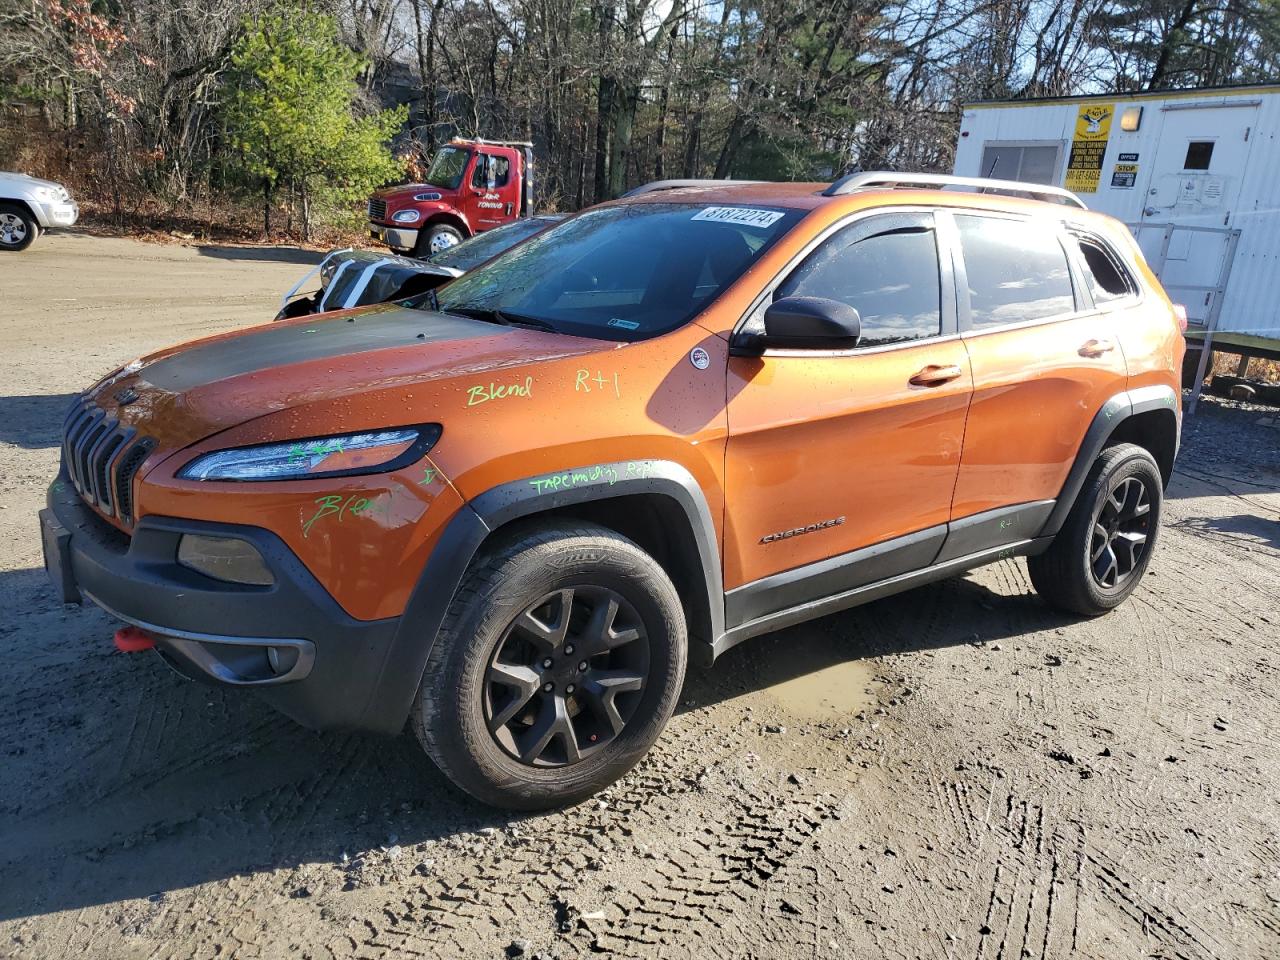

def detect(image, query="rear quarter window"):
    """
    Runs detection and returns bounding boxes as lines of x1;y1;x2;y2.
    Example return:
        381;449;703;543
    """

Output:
1075;234;1138;304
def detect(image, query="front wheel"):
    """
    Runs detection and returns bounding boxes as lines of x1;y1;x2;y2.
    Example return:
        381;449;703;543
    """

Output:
415;223;464;258
411;521;687;809
0;203;38;251
1028;443;1163;616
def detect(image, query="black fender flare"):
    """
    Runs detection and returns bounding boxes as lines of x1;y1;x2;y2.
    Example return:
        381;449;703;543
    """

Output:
356;458;724;733
1038;384;1180;539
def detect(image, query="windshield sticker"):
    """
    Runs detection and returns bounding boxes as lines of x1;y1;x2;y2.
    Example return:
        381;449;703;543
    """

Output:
607;318;639;330
691;206;785;229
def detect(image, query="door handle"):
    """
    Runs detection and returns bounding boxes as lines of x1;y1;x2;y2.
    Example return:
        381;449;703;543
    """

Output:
1079;338;1115;358
909;364;963;387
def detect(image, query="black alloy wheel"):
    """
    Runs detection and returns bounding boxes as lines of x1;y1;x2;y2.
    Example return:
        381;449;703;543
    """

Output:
484;585;649;767
1089;475;1152;588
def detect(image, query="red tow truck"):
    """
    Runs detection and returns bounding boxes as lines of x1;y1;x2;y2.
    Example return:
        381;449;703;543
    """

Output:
367;139;535;258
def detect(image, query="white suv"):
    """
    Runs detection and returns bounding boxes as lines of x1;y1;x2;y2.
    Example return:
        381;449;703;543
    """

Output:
0;172;79;251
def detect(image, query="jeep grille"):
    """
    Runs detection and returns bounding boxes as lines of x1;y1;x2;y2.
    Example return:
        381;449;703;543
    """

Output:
61;399;156;525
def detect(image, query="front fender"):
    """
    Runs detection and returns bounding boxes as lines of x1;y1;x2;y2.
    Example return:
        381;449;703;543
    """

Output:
356;458;724;733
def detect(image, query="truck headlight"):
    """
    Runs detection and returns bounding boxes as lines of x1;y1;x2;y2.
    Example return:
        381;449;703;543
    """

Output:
32;186;58;201
177;425;441;481
392;209;421;223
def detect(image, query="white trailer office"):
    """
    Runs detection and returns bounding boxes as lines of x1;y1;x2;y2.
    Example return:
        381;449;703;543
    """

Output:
952;84;1280;395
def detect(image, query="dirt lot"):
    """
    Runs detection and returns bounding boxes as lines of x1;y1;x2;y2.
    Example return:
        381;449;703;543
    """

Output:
1;233;1278;960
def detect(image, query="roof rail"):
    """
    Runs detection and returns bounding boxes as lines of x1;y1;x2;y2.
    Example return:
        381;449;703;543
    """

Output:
621;178;765;198
823;171;1087;209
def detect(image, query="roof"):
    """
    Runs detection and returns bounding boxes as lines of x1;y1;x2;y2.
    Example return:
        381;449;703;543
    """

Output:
965;82;1280;110
616;180;833;211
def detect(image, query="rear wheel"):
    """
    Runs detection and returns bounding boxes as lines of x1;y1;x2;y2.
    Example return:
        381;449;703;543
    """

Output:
411;521;687;809
1028;443;1162;616
416;223;464;258
0;203;37;251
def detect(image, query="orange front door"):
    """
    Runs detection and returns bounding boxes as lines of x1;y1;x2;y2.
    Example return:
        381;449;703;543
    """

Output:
722;210;972;591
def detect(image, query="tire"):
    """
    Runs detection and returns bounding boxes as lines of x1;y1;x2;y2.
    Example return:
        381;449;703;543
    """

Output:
1028;443;1163;616
411;521;687;810
415;223;464;258
0;202;38;251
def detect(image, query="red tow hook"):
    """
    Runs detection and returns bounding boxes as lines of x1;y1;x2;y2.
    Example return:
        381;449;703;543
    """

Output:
114;626;156;653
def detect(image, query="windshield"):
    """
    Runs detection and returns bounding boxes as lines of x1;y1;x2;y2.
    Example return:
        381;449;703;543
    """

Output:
424;146;470;190
431;217;554;271
429;203;802;340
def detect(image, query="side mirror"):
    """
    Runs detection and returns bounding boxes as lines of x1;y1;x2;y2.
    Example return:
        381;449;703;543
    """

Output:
731;296;861;355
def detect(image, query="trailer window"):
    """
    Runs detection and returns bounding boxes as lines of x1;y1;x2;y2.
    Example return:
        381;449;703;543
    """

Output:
1183;141;1214;171
1076;236;1136;304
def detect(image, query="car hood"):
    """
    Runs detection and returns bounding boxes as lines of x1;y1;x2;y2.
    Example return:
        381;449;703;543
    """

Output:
1;171;65;192
86;304;601;456
372;182;456;203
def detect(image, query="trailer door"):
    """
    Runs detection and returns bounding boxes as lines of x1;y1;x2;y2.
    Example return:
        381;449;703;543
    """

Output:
1135;100;1258;324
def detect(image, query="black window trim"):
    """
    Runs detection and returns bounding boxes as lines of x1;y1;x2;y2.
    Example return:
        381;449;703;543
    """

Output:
731;206;959;357
944;208;1090;337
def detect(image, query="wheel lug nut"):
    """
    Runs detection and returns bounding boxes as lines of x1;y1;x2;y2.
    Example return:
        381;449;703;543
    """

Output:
566;684;575;694
564;644;575;655
542;658;553;669
543;682;554;693
579;661;588;671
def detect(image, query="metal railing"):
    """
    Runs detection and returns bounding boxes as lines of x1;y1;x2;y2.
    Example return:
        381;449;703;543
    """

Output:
1127;221;1241;413
823;171;1088;208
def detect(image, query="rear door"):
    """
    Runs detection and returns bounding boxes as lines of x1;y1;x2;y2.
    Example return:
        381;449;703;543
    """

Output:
723;211;973;605
947;210;1128;523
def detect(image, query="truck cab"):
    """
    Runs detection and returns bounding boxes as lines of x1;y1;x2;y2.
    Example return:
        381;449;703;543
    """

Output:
368;140;534;258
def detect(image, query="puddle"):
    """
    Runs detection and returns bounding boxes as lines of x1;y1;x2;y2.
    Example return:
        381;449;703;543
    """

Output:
763;649;879;720
706;627;881;721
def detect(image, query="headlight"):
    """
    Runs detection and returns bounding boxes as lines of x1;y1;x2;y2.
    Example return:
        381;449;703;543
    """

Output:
178;425;441;481
32;186;57;201
392;209;421;223
414;192;442;202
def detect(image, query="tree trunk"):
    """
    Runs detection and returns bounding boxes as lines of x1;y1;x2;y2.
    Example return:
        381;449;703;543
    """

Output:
608;85;637;198
1147;0;1198;90
593;75;614;203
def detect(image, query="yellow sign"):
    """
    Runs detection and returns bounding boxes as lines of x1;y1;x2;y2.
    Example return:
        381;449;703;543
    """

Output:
1064;103;1114;193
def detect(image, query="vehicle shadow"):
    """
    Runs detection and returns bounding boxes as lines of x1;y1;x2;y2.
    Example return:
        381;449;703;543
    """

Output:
0;393;76;449
681;570;1077;712
196;245;324;265
0;561;1070;922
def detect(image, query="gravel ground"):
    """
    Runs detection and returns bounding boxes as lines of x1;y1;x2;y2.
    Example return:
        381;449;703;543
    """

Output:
1;233;1278;960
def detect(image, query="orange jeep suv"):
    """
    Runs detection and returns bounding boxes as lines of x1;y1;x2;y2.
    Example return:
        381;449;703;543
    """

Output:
41;173;1183;809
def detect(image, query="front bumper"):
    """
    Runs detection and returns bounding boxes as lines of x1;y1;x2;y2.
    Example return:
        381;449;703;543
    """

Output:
368;221;418;251
33;199;79;229
41;475;405;733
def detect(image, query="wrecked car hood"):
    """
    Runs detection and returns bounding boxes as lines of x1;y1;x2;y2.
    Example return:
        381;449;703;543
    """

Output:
86;304;601;454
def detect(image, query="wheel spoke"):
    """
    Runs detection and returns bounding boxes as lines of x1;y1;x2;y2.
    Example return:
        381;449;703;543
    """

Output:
1094;544;1118;587
1113;530;1147;574
1091;524;1110;561
516;695;579;764
511;588;574;652
580;669;645;735
485;661;542;731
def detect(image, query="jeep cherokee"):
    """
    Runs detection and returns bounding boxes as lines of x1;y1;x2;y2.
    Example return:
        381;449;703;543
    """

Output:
40;173;1183;809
